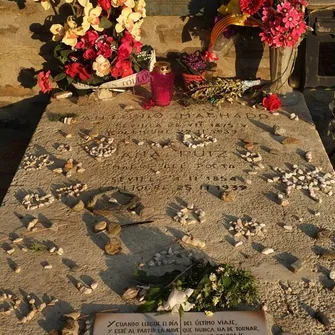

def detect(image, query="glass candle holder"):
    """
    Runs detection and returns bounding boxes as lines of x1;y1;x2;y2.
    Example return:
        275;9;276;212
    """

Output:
150;62;175;107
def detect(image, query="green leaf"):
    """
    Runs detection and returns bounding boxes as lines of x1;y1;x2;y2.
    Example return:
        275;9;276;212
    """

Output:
99;16;113;29
138;300;157;313
145;287;161;301
67;76;74;85
53;73;67;82
221;276;232;287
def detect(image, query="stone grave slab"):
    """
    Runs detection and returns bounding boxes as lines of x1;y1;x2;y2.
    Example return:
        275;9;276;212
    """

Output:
0;92;334;334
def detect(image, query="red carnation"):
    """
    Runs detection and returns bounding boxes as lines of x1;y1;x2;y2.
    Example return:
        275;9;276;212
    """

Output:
98;0;111;11
65;63;91;81
37;70;53;93
262;94;282;111
240;0;266;15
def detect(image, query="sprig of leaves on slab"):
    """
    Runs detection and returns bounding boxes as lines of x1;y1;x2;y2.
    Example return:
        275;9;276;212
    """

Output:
137;260;258;314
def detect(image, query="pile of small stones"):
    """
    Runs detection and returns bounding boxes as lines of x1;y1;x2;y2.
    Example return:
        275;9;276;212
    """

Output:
21;154;54;171
21;192;55;210
146;247;193;267
53;159;85;177
240;151;263;164
172;203;206;224
181;133;217;149
0;291;22;316
271;164;335;202
84;136;116;161
56;143;72;152
56;183;88;198
228;218;267;239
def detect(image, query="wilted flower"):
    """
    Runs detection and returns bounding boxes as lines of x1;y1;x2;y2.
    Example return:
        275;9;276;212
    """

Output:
157;287;195;313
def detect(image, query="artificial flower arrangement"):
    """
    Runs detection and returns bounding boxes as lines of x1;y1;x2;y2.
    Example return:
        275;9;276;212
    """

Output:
34;0;154;93
133;260;258;314
208;0;308;56
178;51;217;76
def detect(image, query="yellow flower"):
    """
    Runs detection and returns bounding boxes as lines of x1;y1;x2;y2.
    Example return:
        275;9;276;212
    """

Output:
33;0;51;10
112;0;135;8
134;0;146;17
115;7;141;35
82;3;104;32
50;24;65;42
65;0;89;5
205;311;214;317
217;0;241;15
93;55;111;77
50;16;88;47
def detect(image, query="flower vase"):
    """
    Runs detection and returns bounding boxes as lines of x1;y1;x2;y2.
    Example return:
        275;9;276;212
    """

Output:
269;46;298;95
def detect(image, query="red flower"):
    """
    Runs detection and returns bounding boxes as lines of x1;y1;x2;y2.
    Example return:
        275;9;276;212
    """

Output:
37;70;53;93
76;30;99;49
110;59;133;79
83;49;97;60
98;0;111;11
65;63;91;81
240;0;266;15
263;94;282;111
205;50;218;61
97;41;112;58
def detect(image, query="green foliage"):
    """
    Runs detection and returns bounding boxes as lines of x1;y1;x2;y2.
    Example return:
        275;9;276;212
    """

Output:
137;260;258;313
99;16;113;29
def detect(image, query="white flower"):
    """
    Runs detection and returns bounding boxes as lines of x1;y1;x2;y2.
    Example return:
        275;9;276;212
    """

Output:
205;310;214;317
209;273;217;282
212;296;220;306
216;266;224;273
211;282;218;291
157;287;194;313
93;55;111;77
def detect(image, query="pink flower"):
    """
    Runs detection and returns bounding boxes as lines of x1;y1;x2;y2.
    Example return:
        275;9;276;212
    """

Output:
240;0;266;15
277;1;292;14
83;49;97;60
37;70;53;93
76;30;99;49
283;9;300;28
98;0;111;11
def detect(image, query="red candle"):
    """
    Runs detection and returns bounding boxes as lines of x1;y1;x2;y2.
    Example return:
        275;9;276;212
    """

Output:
150;62;174;106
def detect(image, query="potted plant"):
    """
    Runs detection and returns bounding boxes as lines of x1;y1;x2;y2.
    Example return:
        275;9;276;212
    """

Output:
34;0;155;96
177;51;216;88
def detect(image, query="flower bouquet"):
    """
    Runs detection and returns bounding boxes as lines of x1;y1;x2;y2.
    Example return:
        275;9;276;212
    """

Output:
131;260;259;314
177;51;217;88
34;0;156;94
208;0;309;94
